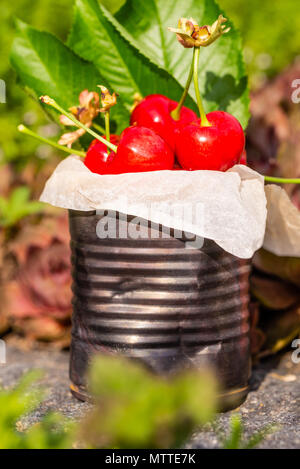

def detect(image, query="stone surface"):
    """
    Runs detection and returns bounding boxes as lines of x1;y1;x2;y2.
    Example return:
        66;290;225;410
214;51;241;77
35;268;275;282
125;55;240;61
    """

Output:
189;353;300;449
0;345;299;449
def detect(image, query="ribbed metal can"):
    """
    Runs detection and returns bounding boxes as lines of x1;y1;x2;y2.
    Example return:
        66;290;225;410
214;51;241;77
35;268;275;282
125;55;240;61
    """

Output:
69;210;251;409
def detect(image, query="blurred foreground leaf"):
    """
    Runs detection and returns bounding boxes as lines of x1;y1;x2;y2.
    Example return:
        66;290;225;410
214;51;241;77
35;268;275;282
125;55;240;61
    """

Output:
82;354;217;449
0;370;73;449
0;357;278;449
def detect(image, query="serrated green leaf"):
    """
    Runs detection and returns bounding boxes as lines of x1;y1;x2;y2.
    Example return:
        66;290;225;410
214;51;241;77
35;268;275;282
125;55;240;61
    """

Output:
116;0;250;127
67;0;196;113
10;19;128;132
100;0;126;14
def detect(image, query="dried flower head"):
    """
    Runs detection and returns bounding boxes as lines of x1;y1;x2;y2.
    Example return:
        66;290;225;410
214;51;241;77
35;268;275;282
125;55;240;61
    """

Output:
98;86;118;112
168;15;230;48
58;90;100;147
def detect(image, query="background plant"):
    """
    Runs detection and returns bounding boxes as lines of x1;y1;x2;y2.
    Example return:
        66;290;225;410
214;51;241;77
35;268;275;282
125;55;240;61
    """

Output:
0;187;43;229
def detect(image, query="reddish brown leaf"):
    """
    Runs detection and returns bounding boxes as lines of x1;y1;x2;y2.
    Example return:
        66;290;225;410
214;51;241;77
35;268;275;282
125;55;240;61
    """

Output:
253;249;300;288
250;275;300;310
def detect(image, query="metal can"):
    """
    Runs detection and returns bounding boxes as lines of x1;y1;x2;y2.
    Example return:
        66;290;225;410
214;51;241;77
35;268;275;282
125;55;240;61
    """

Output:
69;210;251;410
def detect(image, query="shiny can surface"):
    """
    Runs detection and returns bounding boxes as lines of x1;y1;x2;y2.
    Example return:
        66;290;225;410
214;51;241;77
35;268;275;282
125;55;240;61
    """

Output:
69;210;251;409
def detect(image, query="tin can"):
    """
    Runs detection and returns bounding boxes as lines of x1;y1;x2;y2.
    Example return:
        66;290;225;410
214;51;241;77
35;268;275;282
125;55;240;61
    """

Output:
69;210;251;410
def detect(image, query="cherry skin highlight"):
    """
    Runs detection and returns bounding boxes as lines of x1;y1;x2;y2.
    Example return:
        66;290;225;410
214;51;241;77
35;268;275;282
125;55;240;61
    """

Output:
130;94;197;151
84;135;120;174
110;126;174;174
175;111;245;171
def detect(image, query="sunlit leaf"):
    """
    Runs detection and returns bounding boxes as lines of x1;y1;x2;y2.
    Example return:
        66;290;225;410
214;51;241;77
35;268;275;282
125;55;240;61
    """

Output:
67;0;196;113
115;0;250;127
10;20;128;132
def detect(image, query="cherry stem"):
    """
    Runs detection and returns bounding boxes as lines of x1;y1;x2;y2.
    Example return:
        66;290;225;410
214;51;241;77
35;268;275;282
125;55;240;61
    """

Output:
193;47;211;127
171;49;195;121
264;176;300;184
18;124;86;157
40;96;118;153
104;110;111;154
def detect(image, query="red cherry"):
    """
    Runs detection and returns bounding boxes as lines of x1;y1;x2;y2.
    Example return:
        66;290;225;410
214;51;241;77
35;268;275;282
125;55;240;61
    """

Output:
239;149;247;165
130;94;197;151
175;111;245;171
84;135;120;174
110;126;174;174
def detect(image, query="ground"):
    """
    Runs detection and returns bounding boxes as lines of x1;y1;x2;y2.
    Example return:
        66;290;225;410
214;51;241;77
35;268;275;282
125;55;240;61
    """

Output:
0;345;299;449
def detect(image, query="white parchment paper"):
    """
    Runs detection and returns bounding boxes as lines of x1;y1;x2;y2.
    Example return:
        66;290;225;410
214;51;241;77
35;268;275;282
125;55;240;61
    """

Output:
263;184;300;257
40;156;268;259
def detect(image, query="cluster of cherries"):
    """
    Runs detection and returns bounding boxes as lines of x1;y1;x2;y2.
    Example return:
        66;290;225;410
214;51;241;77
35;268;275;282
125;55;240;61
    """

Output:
21;15;249;177
84;94;246;175
19;15;300;188
83;15;246;175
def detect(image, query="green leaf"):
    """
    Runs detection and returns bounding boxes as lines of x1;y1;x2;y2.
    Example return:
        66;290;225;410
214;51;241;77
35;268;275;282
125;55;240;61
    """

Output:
242;425;276;449
116;0;250;127
67;0;196;113
84;354;217;449
217;414;277;449
10;19;128;132
222;415;243;449
100;0;126;14
0;187;44;228
0;371;73;449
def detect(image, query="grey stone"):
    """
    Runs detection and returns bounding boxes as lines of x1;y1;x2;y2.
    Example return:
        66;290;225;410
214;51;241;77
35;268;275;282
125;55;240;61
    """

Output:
0;346;299;449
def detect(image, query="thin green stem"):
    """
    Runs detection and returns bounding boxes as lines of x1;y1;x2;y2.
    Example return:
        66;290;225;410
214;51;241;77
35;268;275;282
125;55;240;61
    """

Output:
40;96;117;153
93;122;106;134
171;49;195;121
18;124;86;158
264;176;300;184
105;110;111;154
193;47;211;127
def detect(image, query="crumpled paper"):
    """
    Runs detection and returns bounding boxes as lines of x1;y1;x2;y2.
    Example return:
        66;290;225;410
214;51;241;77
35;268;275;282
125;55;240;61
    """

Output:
40;155;268;259
263;184;300;257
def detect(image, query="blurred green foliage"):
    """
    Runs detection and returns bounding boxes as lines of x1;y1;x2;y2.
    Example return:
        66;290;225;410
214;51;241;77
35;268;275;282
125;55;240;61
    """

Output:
220;0;300;86
0;355;217;449
0;187;43;228
0;370;73;449
82;355;217;449
0;355;275;449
